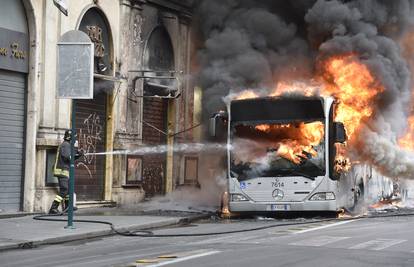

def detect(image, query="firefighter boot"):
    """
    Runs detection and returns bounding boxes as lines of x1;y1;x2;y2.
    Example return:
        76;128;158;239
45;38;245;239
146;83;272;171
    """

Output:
49;195;63;214
48;200;60;214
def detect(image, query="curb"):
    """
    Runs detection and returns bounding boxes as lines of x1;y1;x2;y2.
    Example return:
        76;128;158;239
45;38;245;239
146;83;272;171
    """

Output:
0;212;42;220
0;213;213;252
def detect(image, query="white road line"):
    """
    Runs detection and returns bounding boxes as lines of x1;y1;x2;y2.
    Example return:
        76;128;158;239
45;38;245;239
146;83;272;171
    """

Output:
243;235;286;244
146;250;221;267
189;234;243;245
293;220;357;234
289;235;350;247
349;239;407;251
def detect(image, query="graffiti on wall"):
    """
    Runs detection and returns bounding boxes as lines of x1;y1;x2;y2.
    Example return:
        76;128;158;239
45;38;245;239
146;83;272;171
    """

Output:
77;112;103;179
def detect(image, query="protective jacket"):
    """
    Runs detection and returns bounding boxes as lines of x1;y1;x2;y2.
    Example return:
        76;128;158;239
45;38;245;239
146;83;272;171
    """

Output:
53;141;81;178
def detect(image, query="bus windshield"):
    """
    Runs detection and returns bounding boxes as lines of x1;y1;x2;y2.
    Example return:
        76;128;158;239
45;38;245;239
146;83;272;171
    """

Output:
230;121;326;180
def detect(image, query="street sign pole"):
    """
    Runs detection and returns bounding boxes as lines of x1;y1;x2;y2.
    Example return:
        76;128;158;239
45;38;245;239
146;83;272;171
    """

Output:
66;100;76;229
57;30;94;230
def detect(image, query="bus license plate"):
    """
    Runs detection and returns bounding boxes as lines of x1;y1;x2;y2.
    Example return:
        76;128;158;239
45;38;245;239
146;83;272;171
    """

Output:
269;204;290;211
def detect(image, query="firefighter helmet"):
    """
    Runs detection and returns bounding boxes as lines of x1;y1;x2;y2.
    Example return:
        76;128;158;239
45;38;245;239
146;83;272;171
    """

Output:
64;130;77;141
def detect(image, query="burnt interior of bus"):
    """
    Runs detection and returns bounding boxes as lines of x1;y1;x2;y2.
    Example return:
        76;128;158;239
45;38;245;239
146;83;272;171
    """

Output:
230;97;326;180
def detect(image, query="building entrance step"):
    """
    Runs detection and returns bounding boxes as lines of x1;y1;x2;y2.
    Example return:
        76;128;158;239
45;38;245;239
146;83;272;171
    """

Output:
76;200;117;209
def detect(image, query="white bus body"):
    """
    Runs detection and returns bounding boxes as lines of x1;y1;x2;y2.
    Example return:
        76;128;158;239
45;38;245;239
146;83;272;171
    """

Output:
223;96;393;213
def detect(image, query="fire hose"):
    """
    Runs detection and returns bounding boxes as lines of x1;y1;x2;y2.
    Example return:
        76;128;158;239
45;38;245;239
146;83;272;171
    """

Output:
33;209;414;238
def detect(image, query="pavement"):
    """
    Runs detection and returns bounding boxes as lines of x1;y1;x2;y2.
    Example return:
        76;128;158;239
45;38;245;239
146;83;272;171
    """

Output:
0;207;213;252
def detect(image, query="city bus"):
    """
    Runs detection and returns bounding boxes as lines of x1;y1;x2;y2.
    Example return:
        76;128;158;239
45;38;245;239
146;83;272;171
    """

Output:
209;96;394;215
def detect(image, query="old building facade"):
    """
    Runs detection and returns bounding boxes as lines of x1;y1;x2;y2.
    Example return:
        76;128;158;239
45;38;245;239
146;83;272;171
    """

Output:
0;0;197;213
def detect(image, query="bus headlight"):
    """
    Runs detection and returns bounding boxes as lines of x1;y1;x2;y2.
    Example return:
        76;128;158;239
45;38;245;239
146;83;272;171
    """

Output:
231;194;249;201
309;192;336;201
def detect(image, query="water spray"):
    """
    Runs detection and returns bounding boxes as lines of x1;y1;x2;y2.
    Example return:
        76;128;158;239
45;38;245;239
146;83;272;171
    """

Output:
84;143;231;156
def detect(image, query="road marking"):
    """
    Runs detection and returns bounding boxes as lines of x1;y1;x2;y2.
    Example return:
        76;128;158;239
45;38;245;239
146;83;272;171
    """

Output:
190;234;243;245
244;235;288;244
349;239;406;251
136;259;159;263
293;220;357;234
157;255;178;259
145;250;221;267
289;235;350;247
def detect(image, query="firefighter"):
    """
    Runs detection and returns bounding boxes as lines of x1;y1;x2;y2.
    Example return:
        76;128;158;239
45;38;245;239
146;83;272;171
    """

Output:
48;130;83;214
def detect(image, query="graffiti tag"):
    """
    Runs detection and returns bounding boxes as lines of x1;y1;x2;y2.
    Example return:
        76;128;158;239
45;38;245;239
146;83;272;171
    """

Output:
77;113;103;178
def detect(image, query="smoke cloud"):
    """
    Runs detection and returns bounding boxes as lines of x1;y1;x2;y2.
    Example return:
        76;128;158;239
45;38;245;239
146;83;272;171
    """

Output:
306;0;412;136
194;0;414;181
196;0;313;116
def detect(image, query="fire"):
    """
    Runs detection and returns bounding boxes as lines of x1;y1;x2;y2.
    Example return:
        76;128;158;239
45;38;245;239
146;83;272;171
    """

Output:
255;122;324;164
397;31;414;152
234;81;319;101
398;116;414;150
320;55;384;172
233;56;383;142
221;191;231;218
320;55;384;139
255;124;270;131
231;54;384;171
270;81;319;97
334;144;351;172
369;198;393;209
235;55;384;141
235;90;259;100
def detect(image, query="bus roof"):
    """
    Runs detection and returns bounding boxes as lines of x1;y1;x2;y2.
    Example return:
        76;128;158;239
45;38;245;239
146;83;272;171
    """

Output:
230;96;325;123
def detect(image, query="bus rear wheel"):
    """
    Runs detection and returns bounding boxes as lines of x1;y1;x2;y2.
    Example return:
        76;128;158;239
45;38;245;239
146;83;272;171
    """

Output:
350;181;365;213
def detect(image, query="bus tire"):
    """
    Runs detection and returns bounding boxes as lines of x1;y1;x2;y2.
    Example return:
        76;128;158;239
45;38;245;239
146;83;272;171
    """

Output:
350;181;365;212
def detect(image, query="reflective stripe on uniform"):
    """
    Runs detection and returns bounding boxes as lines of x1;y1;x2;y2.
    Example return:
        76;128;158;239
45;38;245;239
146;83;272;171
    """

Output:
53;144;69;177
54;195;63;202
53;168;69;177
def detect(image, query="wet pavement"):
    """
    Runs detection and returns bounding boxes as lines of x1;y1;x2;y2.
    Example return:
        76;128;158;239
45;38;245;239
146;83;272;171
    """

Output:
0;208;213;251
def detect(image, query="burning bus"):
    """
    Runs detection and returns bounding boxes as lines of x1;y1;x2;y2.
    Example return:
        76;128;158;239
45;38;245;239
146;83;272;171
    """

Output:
210;95;394;215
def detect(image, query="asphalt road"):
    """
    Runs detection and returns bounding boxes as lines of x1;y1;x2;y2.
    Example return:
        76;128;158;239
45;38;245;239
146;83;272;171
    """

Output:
1;212;414;267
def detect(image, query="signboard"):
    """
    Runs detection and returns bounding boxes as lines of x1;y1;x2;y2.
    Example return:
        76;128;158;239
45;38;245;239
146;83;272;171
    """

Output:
0;27;29;73
79;8;112;75
56;30;93;99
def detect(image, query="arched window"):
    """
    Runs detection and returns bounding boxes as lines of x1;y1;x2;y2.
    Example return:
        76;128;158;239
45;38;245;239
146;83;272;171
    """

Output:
79;8;113;75
144;26;174;71
142;26;178;98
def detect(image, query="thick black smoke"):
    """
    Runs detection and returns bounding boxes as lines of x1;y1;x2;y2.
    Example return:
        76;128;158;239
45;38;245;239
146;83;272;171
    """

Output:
194;0;414;179
306;0;412;135
195;0;314;115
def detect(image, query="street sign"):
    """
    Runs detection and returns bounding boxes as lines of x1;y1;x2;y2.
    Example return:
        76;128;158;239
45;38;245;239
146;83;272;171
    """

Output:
56;30;94;229
57;30;93;99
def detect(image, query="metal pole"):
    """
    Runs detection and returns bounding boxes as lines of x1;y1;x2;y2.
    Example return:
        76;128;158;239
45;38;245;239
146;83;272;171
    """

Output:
65;100;76;229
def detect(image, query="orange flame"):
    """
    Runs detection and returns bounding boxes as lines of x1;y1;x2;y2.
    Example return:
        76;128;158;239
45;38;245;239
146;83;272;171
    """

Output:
334;144;351;172
234;56;383;140
221;191;231;218
320;55;384;172
231;55;384;172
398;116;414;150
270;81;320;97
321;55;384;139
255;122;324;164
235;90;260;100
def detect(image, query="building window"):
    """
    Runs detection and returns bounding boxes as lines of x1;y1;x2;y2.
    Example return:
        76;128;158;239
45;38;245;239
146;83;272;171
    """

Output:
184;157;198;185
45;149;58;186
126;156;143;184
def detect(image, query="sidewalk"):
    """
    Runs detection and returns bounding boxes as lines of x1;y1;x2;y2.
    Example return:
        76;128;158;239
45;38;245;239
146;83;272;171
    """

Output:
0;208;212;251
